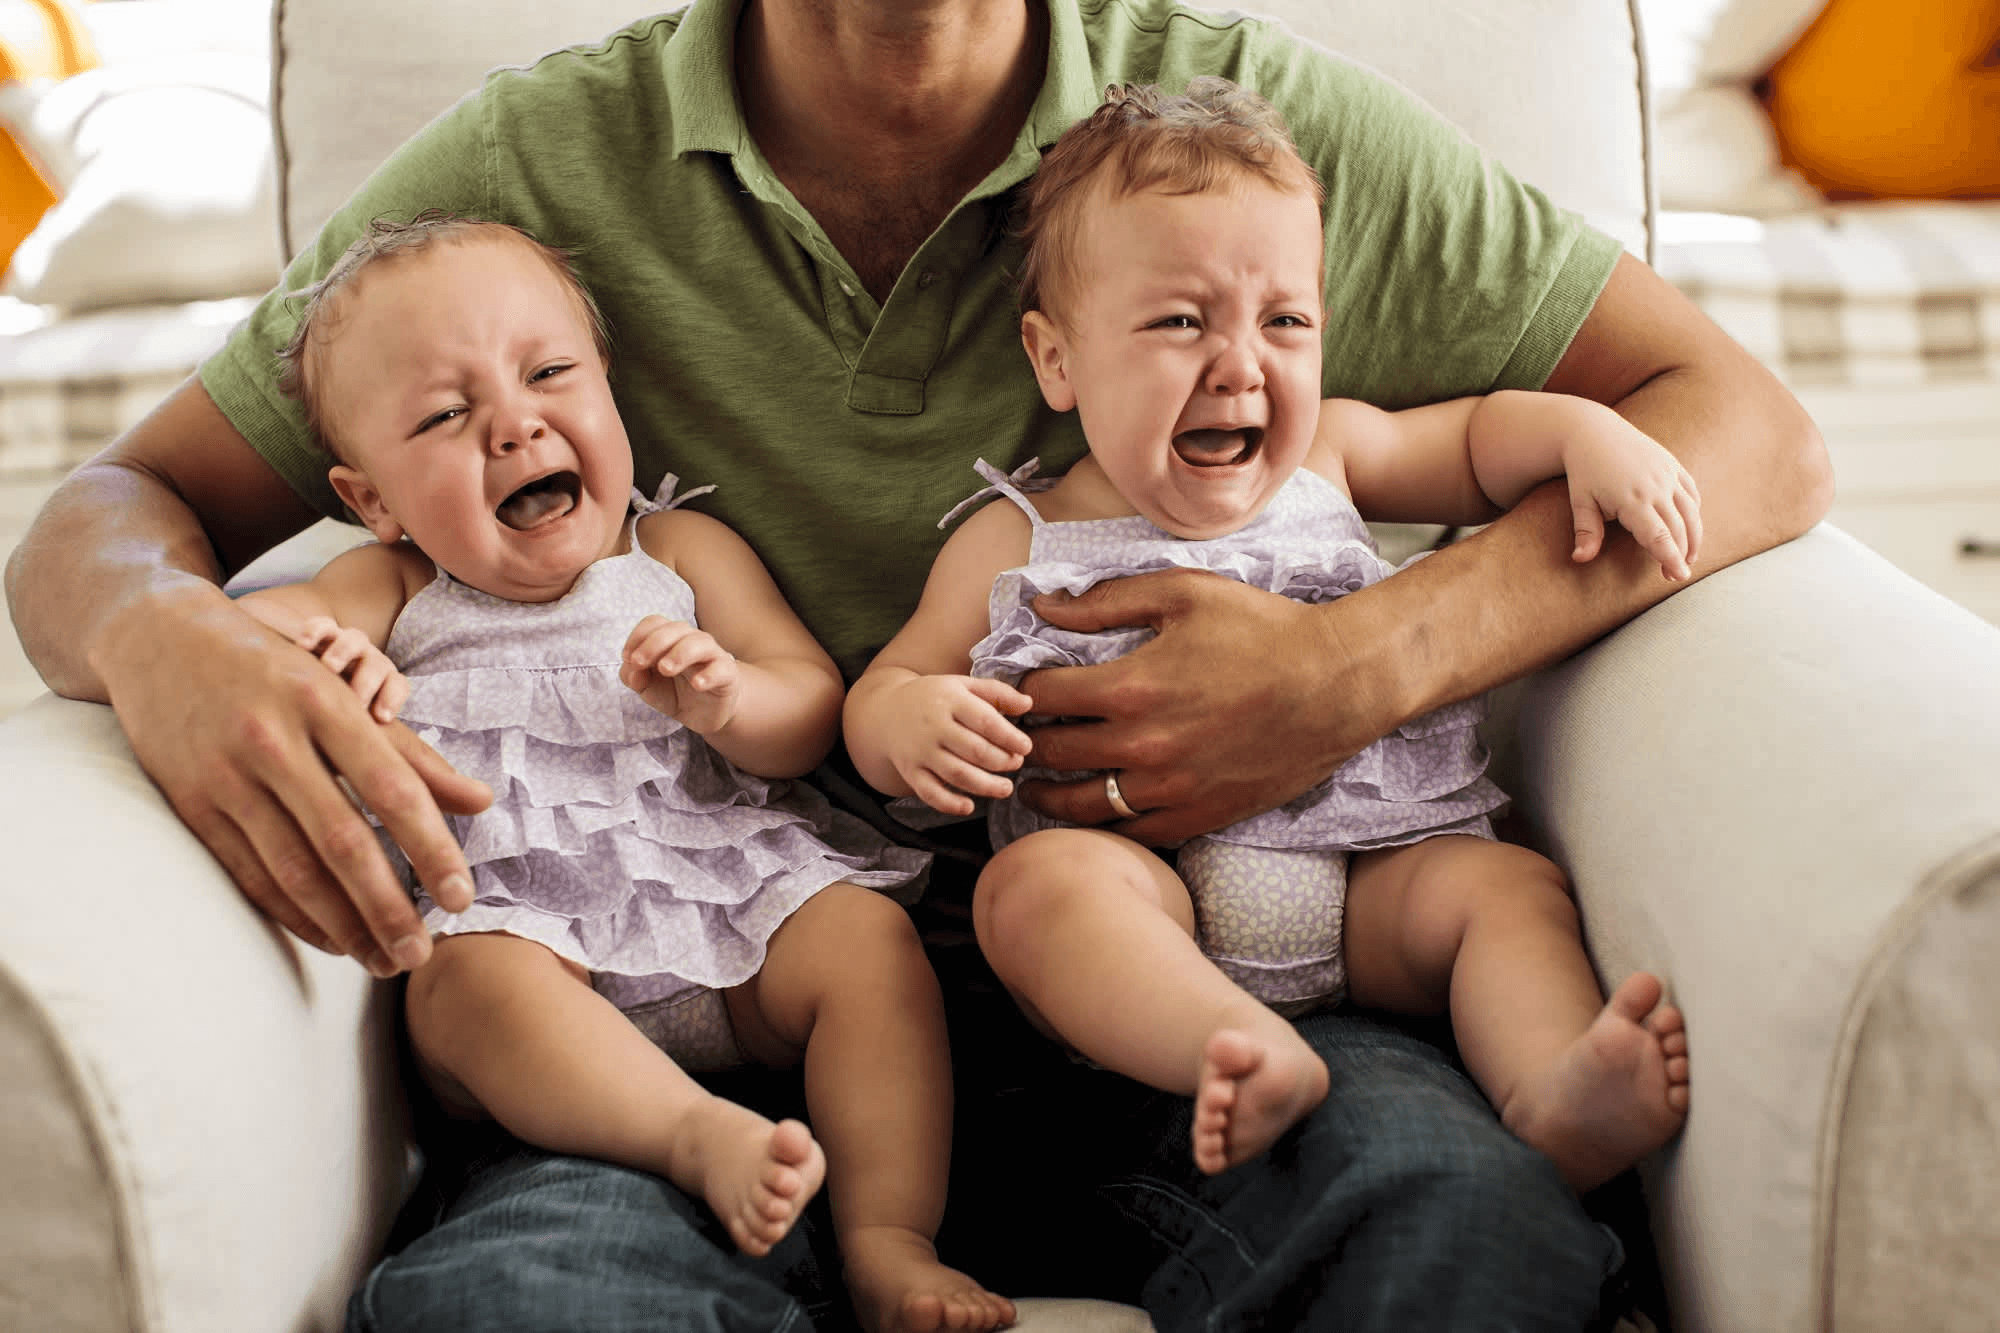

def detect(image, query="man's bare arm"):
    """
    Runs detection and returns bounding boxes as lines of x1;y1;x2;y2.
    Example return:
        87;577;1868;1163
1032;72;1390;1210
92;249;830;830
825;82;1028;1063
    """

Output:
1020;253;1834;837
5;377;487;972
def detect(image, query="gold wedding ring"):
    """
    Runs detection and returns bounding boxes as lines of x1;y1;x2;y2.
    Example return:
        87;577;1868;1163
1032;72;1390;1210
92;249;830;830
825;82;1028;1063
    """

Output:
1104;771;1138;819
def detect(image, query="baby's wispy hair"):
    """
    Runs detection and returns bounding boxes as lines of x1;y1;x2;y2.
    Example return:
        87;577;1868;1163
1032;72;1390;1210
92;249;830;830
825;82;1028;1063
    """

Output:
275;210;611;458
1015;77;1323;320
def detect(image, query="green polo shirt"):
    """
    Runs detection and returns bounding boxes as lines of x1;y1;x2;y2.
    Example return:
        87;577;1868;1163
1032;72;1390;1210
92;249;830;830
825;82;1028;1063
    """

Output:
202;0;1620;680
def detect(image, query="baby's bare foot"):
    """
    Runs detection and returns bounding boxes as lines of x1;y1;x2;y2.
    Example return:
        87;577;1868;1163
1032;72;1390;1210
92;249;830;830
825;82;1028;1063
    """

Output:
678;1103;825;1255
1502;972;1691;1193
1191;1025;1329;1174
843;1224;1015;1333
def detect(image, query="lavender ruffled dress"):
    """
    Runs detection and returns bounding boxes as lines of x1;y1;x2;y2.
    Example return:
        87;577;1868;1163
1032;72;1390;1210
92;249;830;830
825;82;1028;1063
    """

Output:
959;459;1504;1010
379;479;927;1058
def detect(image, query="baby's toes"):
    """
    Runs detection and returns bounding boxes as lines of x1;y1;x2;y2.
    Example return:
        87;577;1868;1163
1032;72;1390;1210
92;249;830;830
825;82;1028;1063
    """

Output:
731;1213;776;1257
1644;1002;1685;1040
974;1289;1018;1327
744;1204;793;1251
901;1291;946;1330
761;1158;804;1203
769;1118;817;1167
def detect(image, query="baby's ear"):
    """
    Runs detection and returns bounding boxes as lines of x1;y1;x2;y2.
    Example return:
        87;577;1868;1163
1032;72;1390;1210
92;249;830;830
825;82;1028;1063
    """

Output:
329;466;406;545
1020;311;1076;413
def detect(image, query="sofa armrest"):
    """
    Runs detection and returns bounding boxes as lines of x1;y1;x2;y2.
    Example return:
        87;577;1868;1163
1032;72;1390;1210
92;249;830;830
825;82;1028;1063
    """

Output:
1515;523;2000;1333
0;695;414;1333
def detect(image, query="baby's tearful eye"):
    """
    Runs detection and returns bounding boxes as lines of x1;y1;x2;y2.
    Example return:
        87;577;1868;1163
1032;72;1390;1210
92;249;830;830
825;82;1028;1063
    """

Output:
531;363;571;383
416;407;464;433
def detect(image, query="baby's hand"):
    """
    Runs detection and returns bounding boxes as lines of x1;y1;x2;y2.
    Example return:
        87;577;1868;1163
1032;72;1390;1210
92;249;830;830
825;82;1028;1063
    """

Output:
296;616;407;723
621;615;740;734
886;674;1034;816
1564;421;1703;581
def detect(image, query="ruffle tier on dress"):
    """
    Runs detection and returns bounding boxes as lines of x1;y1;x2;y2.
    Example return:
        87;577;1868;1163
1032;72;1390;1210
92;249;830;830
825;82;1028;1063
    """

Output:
960;461;1507;853
378;480;927;1005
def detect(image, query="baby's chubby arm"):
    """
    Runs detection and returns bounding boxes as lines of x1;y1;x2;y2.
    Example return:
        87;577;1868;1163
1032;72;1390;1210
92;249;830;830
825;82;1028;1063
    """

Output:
844;501;1034;816
1330;390;1702;581
237;542;425;723
628;508;845;778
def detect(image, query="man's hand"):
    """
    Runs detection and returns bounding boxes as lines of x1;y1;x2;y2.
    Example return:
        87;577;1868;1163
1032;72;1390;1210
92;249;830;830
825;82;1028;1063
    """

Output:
1017;568;1387;844
100;590;490;976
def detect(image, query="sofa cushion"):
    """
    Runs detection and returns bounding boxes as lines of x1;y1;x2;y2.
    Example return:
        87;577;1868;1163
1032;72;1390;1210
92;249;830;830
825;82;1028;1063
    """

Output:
0;0;280;310
1656;202;2000;386
1636;0;1826;215
0;0;94;275
1764;0;2000;200
0;56;282;310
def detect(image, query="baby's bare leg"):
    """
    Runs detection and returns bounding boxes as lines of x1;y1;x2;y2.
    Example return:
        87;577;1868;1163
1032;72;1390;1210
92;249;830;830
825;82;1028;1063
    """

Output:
728;883;1013;1333
404;931;823;1255
975;828;1328;1175
1344;838;1691;1192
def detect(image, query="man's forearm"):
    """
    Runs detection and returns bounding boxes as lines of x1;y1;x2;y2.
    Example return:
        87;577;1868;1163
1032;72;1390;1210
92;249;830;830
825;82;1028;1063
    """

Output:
7;457;237;702
7;377;324;702
1337;337;1832;729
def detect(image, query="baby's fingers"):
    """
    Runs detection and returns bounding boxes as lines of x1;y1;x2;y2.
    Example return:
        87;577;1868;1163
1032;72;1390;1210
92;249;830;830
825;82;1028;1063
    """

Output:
312;625;389;687
965;675;1036;725
915;756;1014;812
349;654;409;723
946;720;1029;775
1677;474;1704;569
622;615;689;668
294;614;343;654
655;631;725;676
1631;500;1691;581
908;769;979;818
1570;497;1606;564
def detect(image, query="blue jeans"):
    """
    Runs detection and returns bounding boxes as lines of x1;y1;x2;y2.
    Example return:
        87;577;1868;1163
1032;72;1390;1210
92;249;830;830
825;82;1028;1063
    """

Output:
349;903;1623;1333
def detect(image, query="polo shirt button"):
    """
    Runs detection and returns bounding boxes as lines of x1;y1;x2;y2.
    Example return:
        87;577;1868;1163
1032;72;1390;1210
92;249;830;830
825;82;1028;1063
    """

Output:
839;280;856;297
918;269;937;289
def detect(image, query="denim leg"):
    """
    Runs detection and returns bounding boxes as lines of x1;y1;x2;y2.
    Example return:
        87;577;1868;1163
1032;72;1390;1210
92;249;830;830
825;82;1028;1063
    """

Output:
955;1009;1618;1333
346;1129;845;1333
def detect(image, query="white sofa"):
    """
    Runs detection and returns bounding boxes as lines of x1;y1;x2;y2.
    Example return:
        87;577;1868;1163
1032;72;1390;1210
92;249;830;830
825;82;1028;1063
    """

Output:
4;2;2000;1331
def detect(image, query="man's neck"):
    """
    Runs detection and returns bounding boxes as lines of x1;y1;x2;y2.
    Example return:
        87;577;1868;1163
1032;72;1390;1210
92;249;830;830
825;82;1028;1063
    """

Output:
737;0;1045;301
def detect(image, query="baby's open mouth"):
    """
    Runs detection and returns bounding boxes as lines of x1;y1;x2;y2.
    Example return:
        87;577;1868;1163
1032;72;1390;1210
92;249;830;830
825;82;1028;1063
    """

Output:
496;471;582;530
1172;427;1264;467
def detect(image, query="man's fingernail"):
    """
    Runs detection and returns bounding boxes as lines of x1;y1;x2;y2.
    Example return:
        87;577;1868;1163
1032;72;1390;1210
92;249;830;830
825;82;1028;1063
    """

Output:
391;934;430;971
362;950;397;978
439;873;473;907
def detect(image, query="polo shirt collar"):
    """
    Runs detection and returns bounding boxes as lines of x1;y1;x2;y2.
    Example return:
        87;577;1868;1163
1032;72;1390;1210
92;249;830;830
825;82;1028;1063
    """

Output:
662;0;1101;161
663;0;749;157
1024;0;1100;150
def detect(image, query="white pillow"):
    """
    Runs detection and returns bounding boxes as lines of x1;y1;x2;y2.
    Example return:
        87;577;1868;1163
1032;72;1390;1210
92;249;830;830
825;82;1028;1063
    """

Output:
1637;0;1826;216
0;54;281;310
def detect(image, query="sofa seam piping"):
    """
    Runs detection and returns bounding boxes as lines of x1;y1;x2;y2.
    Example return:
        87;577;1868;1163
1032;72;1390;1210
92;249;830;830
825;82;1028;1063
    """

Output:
1810;832;2000;1333
270;0;296;263
1622;0;1656;267
0;956;153;1332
